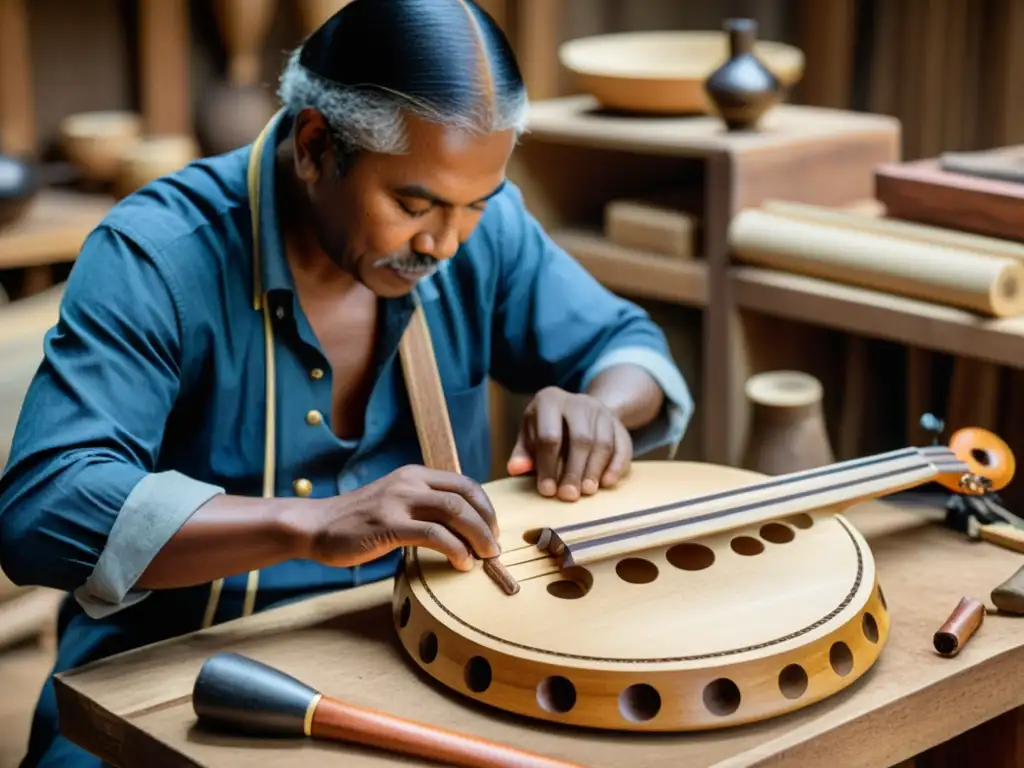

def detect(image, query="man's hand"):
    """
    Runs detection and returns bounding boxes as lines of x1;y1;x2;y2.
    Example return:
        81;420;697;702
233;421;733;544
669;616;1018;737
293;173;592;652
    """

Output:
296;466;500;572
506;386;632;502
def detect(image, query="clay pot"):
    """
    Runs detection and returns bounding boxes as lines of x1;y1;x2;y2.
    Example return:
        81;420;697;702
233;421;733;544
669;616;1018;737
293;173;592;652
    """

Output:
704;18;782;130
741;370;835;476
196;82;278;157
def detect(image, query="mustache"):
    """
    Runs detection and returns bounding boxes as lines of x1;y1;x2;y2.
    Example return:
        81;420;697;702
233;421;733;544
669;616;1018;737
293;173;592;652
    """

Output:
372;251;439;271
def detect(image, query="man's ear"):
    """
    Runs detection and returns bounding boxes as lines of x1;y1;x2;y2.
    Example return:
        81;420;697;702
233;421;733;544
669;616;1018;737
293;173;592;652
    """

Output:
293;108;332;184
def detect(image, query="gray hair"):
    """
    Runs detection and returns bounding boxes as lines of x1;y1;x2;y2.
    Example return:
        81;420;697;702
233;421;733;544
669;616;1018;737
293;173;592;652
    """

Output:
276;48;529;161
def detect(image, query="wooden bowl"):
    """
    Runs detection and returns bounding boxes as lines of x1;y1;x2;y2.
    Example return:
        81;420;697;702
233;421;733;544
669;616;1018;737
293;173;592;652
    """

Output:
59;111;143;183
559;31;805;115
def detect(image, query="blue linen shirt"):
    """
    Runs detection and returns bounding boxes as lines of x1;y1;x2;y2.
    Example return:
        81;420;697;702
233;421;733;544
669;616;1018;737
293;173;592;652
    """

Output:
0;110;692;765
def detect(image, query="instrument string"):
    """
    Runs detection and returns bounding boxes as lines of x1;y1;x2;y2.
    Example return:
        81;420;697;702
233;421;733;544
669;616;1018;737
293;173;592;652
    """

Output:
550;447;960;540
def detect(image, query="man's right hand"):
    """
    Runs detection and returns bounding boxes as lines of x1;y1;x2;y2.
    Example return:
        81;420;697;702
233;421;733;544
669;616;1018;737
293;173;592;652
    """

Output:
300;465;501;572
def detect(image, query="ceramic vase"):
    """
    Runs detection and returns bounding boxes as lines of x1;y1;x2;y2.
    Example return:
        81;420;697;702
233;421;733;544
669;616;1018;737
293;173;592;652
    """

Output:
704;18;781;130
741;370;835;476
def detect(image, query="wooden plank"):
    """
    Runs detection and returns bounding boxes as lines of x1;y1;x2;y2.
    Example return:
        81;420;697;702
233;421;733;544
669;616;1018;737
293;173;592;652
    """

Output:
875;158;1024;242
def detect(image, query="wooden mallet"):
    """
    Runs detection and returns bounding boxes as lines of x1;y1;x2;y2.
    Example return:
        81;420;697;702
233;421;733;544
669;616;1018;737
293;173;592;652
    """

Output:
191;652;586;768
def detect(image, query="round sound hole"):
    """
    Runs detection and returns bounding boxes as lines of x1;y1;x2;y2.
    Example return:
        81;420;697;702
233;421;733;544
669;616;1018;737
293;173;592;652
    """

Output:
778;664;808;699
615;557;659;584
464;656;492;693
666;543;715;571
702;678;741;716
537;676;577;713
787;513;814;529
419;632;438;664
619;684;661;722
760;522;795;544
546;566;594;599
730;536;764;556
830;641;853;676
862;612;879;643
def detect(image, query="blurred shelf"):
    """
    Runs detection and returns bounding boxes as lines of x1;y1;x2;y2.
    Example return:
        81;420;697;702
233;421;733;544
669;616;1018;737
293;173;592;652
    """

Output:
525;95;901;158
552;227;708;306
732;265;1024;368
0;190;113;270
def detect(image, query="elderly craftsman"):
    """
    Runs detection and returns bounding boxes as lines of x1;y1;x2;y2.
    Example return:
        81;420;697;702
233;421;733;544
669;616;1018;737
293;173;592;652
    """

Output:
0;1;692;765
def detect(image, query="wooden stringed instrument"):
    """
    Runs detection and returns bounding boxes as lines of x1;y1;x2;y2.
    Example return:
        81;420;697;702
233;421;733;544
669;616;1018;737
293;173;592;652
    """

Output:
392;297;1015;732
392;424;1015;732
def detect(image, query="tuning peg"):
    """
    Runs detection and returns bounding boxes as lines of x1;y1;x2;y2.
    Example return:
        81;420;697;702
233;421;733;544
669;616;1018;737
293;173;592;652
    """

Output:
920;413;945;444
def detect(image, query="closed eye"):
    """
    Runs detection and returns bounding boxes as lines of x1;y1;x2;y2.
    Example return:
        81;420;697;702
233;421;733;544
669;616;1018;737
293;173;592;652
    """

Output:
397;199;432;217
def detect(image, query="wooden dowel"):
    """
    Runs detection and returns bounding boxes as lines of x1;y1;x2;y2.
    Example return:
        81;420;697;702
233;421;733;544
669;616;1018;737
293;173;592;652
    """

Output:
192;652;584;768
728;207;1024;317
933;596;985;657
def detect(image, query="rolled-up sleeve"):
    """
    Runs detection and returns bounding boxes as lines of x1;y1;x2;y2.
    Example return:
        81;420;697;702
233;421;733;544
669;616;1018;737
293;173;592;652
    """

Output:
0;225;223;618
487;185;694;458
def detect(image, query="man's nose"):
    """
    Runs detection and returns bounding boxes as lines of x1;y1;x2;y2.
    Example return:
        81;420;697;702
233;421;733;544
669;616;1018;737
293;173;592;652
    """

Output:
415;210;465;262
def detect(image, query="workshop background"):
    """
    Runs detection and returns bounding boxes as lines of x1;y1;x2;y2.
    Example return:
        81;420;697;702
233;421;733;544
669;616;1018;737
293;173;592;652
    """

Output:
2;0;1023;764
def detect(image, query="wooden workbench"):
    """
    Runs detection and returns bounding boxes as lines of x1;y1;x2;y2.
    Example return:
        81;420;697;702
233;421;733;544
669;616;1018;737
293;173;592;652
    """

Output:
53;498;1024;768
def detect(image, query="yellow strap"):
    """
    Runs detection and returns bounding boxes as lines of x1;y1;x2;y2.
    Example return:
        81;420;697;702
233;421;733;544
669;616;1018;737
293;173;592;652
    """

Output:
201;114;279;629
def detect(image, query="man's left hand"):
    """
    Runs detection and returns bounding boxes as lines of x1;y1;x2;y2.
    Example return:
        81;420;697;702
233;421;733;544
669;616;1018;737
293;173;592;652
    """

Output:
506;386;632;502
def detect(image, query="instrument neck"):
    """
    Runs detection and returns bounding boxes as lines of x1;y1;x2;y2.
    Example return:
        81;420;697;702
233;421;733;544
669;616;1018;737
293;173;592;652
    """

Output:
541;446;966;568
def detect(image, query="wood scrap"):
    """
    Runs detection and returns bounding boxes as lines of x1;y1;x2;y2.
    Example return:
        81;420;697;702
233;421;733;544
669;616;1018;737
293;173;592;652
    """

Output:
603;198;697;259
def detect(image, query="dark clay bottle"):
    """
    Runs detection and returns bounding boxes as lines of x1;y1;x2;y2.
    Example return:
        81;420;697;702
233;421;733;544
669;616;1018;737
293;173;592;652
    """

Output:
704;18;781;131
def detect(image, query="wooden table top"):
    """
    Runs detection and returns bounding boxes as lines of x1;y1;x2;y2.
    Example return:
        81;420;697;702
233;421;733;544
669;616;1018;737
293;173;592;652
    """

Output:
54;498;1024;768
0;190;111;270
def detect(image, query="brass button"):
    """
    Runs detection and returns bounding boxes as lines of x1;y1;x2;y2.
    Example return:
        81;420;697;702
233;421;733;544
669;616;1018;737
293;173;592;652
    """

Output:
310;368;324;380
305;410;323;426
293;478;313;497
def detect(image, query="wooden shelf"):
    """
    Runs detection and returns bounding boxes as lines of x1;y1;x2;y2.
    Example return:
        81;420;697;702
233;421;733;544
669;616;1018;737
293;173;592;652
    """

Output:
525;95;901;158
732;265;1024;369
0;189;114;270
551;228;707;306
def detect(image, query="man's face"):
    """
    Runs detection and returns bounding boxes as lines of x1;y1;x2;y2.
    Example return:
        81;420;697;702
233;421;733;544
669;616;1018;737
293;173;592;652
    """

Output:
291;109;516;298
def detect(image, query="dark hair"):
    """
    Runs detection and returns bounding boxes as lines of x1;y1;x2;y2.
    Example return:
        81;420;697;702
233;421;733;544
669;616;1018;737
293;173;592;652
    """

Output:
277;0;528;170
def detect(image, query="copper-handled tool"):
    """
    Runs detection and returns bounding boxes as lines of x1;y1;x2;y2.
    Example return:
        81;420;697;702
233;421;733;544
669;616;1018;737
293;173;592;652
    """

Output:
192;652;585;768
933;596;985;657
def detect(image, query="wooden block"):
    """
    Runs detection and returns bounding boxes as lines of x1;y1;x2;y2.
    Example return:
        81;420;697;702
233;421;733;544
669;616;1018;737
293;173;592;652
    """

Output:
875;158;1024;242
603;199;697;259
